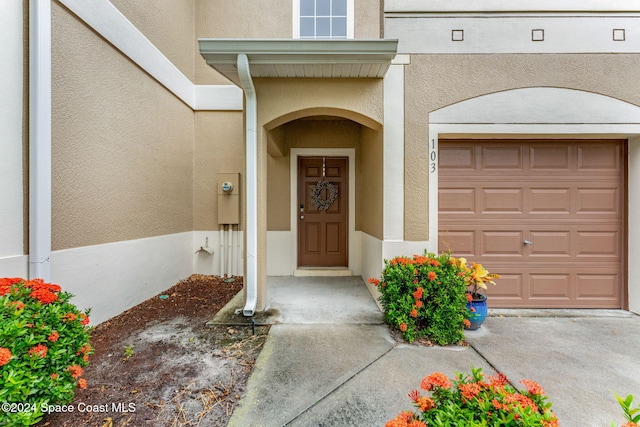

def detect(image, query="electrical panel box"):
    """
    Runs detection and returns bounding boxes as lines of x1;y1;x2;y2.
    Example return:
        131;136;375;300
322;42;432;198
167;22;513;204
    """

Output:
217;173;240;224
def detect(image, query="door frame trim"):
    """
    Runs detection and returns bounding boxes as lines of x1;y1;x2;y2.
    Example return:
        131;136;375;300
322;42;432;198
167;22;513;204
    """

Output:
290;148;356;272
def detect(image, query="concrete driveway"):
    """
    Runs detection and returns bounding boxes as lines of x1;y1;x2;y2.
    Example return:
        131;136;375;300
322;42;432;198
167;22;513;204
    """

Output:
220;277;640;426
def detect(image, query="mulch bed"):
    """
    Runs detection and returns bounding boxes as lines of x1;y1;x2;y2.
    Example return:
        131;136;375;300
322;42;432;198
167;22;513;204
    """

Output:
38;275;269;427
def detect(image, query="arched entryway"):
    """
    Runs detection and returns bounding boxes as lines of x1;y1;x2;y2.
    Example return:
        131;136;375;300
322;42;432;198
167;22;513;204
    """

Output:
264;108;383;277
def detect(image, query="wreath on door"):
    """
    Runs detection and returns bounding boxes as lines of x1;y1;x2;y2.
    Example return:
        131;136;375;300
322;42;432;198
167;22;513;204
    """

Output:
309;179;338;211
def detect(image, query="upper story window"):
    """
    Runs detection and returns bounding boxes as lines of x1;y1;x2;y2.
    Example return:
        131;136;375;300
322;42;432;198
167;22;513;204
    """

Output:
294;0;354;39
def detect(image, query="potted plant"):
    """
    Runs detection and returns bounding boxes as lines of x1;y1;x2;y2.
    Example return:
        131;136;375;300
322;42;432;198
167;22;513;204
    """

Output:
454;259;500;330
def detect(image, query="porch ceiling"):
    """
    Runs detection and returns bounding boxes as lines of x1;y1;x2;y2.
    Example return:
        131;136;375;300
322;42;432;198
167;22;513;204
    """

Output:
198;39;399;85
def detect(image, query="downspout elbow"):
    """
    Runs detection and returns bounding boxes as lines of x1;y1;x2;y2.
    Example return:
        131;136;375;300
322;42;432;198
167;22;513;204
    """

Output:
237;53;258;317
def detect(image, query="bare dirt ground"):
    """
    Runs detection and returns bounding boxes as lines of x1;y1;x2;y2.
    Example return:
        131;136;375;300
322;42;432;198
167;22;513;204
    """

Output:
38;275;269;427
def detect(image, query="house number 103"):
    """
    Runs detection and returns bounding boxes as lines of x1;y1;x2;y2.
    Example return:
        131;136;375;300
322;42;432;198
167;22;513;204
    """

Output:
430;139;437;173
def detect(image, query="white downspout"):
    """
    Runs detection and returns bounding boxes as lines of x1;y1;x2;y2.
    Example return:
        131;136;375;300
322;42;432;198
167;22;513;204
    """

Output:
29;0;52;281
237;53;258;316
227;224;232;276
219;224;225;277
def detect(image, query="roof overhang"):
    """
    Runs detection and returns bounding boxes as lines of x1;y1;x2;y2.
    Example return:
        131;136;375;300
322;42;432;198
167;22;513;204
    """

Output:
198;39;399;85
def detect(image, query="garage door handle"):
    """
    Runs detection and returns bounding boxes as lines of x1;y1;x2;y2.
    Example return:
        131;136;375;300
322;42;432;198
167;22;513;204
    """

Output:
524;240;533;245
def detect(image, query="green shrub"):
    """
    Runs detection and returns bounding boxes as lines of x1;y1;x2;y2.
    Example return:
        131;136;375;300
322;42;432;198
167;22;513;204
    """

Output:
612;393;640;427
370;252;468;345
385;367;558;427
0;277;92;426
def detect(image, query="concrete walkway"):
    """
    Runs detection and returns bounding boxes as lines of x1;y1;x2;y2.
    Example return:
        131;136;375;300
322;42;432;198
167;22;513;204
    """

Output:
221;277;640;427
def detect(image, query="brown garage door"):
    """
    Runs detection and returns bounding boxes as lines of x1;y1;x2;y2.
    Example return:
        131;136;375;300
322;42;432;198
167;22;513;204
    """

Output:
438;139;625;308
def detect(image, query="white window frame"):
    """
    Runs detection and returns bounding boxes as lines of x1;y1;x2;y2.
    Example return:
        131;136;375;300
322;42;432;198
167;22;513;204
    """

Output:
293;0;354;39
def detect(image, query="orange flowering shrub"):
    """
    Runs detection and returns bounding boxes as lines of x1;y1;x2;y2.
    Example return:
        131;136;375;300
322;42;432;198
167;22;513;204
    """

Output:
386;367;559;427
370;252;468;344
0;277;92;426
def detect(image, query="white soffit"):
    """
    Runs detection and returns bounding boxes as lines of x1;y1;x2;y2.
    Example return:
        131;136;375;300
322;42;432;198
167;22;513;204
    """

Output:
198;39;399;85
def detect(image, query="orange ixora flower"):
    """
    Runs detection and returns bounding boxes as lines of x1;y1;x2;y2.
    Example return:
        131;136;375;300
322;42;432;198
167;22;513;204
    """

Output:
8;300;25;310
416;396;435;411
0;277;23;295
414;300;423;309
410;309;418;318
47;331;60;342
51;373;59;380
463;319;471;328
399;323;408;332
62;313;77;322
421;372;452;391
77;344;92;355
368;278;380;286
520;379;545;395
413;287;424;300
29;288;59;304
459;382;482;400
503;393;539;413
385;411;426;427
0;347;12;366
427;271;437;281
67;365;83;378
77;378;87;389
28;344;48;358
80;313;90;326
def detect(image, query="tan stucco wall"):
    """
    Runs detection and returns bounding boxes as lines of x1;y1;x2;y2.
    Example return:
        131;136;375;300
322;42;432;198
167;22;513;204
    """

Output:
258;78;383;128
355;0;383;38
194;111;245;230
51;3;194;250
358;125;383;239
195;0;292;85
111;0;195;81
404;53;640;241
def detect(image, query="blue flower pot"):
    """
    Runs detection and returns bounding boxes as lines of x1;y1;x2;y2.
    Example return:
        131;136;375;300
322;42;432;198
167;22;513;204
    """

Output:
465;294;488;330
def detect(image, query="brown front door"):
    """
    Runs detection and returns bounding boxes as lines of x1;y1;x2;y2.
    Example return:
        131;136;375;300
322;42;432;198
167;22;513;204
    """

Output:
438;139;624;308
298;157;348;267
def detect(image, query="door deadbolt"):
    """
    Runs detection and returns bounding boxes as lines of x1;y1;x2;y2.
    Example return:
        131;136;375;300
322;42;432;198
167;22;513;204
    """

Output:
524;240;533;245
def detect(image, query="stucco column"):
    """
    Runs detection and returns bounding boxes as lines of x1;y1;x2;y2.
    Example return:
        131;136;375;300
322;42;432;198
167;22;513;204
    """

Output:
256;126;268;310
383;60;406;242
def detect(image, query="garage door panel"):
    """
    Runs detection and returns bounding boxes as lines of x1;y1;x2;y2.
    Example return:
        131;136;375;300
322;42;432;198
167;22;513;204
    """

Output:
440;145;475;170
489;273;524;299
439;139;624;308
438;230;476;256
576;188;620;215
575;230;620;258
439;188;475;213
576;273;620;301
529;144;571;170
529;273;571;299
529;188;571;214
482;231;524;257
481;145;524;170
528;231;571;257
481;188;524;214
577;143;621;171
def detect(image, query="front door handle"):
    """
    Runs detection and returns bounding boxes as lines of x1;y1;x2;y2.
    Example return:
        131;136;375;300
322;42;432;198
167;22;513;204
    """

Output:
524;240;533;245
300;215;304;220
